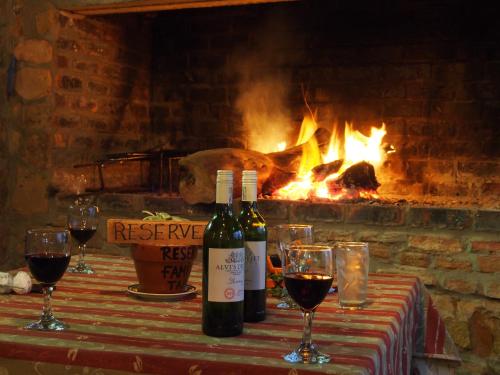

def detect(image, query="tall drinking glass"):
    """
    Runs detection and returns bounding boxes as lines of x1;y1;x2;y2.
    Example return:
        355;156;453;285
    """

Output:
335;242;369;309
67;199;99;274
283;244;334;364
25;228;71;331
275;224;314;309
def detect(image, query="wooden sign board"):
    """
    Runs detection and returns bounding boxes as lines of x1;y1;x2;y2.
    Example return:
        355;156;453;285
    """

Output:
107;219;208;246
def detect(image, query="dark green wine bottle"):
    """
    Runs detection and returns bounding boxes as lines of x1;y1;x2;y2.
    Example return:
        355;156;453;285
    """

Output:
238;170;267;322
202;170;245;337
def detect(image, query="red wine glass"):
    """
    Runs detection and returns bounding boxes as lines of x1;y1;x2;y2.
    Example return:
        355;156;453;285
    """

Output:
25;228;71;331
67;199;99;274
275;224;314;309
282;244;334;364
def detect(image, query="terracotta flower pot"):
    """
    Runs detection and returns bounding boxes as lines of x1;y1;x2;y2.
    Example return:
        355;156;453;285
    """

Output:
131;244;198;294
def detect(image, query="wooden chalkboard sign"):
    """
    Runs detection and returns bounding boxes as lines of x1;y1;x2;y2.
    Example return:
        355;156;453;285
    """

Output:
107;219;208;246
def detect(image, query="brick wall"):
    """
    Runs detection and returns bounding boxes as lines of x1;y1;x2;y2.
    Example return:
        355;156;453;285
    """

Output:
51;12;152;191
150;1;500;207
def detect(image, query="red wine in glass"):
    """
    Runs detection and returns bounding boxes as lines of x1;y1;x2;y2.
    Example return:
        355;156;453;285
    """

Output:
25;228;71;331
68;198;99;274
26;253;71;286
284;273;333;311
69;228;97;245
282;244;334;364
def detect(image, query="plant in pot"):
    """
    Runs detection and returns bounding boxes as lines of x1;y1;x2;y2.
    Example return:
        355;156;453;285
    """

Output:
131;211;199;294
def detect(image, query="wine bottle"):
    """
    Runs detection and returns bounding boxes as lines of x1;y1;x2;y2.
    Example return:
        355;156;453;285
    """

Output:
202;170;245;337
238;170;267;322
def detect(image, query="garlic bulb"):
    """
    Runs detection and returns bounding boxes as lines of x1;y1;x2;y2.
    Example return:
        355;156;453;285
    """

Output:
13;271;32;294
0;271;33;294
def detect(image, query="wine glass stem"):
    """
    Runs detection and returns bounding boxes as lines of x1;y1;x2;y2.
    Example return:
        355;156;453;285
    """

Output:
77;243;86;267
301;310;314;348
41;286;54;323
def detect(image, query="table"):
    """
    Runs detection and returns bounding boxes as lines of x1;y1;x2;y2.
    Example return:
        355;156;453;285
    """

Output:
0;255;458;375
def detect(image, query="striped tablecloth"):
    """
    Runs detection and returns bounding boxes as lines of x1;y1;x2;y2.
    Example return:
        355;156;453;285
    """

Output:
0;254;432;375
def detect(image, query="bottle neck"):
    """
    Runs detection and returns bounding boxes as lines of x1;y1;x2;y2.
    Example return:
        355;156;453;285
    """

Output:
215;202;233;215
241;201;257;211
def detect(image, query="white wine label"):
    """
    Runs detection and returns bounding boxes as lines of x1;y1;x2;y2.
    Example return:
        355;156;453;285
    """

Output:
244;241;266;290
208;248;245;302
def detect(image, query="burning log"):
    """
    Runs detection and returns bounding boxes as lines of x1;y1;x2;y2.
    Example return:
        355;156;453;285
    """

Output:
179;128;332;204
311;160;343;182
260;167;296;196
334;161;380;190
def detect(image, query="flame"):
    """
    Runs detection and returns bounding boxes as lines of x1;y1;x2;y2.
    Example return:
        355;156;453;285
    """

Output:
343;123;386;169
276;142;287;152
273;119;387;201
295;115;318;146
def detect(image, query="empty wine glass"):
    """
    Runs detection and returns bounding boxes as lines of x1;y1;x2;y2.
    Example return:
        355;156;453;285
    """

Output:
25;228;71;331
282;244;334;364
67;198;99;274
275;224;313;309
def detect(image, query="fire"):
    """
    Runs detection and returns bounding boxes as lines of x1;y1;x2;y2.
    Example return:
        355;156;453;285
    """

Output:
276;142;287;152
273;117;387;201
343;123;387;168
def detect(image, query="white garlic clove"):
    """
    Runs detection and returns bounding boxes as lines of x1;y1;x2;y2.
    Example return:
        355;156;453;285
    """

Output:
12;271;32;295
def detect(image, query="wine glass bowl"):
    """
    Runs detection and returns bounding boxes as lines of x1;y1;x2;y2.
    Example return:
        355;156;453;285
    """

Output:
67;199;99;274
274;224;314;309
282;244;334;364
25;228;71;331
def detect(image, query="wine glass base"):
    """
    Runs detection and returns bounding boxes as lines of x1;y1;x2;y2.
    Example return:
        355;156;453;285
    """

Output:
25;317;69;331
68;263;95;274
276;290;298;309
284;343;330;364
276;300;298;309
339;301;367;310
276;301;291;309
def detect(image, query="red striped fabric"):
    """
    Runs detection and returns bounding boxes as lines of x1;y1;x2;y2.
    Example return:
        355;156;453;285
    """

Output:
424;295;446;354
0;254;425;375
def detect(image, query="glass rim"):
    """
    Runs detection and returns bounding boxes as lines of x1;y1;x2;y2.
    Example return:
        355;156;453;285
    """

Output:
26;227;69;235
286;244;332;252
335;241;368;247
275;224;313;229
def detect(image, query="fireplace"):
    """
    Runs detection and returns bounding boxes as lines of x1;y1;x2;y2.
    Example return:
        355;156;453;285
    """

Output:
32;1;498;209
1;1;499;373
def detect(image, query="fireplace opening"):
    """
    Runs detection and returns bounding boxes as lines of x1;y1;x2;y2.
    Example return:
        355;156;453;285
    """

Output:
47;1;500;209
